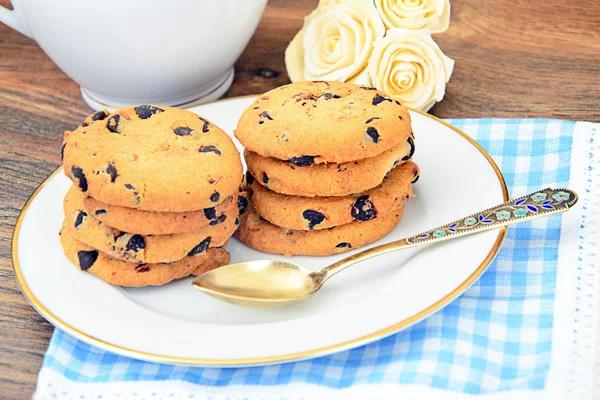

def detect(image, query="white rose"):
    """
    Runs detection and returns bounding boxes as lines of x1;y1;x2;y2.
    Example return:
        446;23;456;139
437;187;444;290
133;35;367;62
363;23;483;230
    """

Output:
368;29;454;111
374;0;450;33
285;0;385;86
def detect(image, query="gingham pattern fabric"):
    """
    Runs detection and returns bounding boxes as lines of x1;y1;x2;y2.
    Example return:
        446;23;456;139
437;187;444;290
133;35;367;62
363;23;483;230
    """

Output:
36;119;579;397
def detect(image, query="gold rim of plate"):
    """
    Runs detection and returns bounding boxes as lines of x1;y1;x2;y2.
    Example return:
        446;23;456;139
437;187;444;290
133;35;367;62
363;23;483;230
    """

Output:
11;95;509;366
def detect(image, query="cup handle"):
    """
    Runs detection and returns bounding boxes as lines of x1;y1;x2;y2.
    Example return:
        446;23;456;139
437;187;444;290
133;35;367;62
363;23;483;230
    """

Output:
0;0;32;38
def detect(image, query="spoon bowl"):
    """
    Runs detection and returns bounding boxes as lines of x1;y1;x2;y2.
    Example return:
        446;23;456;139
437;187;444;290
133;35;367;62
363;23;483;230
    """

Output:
193;260;321;307
193;188;577;308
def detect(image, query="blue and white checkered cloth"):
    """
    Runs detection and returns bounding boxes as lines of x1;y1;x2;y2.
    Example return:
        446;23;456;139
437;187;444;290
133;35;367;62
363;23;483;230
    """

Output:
35;119;599;400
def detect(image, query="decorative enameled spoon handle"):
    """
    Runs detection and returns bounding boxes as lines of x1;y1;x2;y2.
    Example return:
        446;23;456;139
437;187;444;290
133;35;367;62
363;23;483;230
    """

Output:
316;188;578;282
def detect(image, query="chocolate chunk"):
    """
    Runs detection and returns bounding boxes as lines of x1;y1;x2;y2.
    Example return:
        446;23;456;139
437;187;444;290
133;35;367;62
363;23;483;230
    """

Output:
289;156;316;166
71;166;88;192
352;196;377;221
125;235;145;252
77;250;98;270
398;115;403;120
335;242;352;249
199;117;210;133
401;137;415;161
411;174;420;184
188;237;211;256
246;171;255;186
106;163;117;183
106;115;121;133
235;217;240;225
210;191;220;202
260;111;273;120
203;207;216;220
258;121;264;125
135;105;164;119
91;111;108;121
74;211;87;228
262;173;269;184
173;126;193;136
209;214;227;226
373;95;392;106
366;127;380;143
135;265;150;273
237;195;248;215
124;184;135;190
395;100;401;105
60;143;66;160
82;122;89;127
95;209;107;215
199;145;221;155
302;209;325;230
322;92;341;100
365;117;381;124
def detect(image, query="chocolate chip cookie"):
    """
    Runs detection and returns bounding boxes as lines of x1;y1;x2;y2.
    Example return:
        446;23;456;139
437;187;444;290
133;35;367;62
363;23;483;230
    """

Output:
235;203;407;257
60;225;230;287
234;81;412;164
84;193;239;235
64;185;237;263
245;135;415;197
62;105;243;211
251;161;419;230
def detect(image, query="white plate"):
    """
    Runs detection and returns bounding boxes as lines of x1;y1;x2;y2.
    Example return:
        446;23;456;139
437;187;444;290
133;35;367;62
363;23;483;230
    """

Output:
12;96;508;366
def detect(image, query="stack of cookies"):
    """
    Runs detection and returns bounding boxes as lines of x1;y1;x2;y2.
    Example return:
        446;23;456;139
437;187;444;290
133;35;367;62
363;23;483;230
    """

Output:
59;105;244;287
234;81;420;257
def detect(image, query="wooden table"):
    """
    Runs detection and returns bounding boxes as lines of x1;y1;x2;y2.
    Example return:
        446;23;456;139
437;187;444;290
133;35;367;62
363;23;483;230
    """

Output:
1;0;599;397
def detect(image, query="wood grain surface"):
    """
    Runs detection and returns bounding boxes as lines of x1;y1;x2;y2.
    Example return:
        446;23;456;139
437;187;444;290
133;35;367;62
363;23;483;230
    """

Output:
1;0;599;397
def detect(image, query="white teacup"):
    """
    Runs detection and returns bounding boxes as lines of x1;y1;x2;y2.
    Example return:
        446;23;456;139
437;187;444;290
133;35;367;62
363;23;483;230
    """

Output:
0;0;267;110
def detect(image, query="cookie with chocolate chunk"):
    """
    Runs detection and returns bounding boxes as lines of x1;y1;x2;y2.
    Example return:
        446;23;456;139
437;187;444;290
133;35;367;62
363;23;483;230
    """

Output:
234;81;412;164
60;225;229;287
62;105;242;211
84;193;239;235
251;161;418;230
236;202;407;257
63;185;237;263
245;135;415;197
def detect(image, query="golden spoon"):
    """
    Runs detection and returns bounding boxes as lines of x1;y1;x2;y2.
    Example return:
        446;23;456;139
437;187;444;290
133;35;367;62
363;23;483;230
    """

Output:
193;188;577;308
